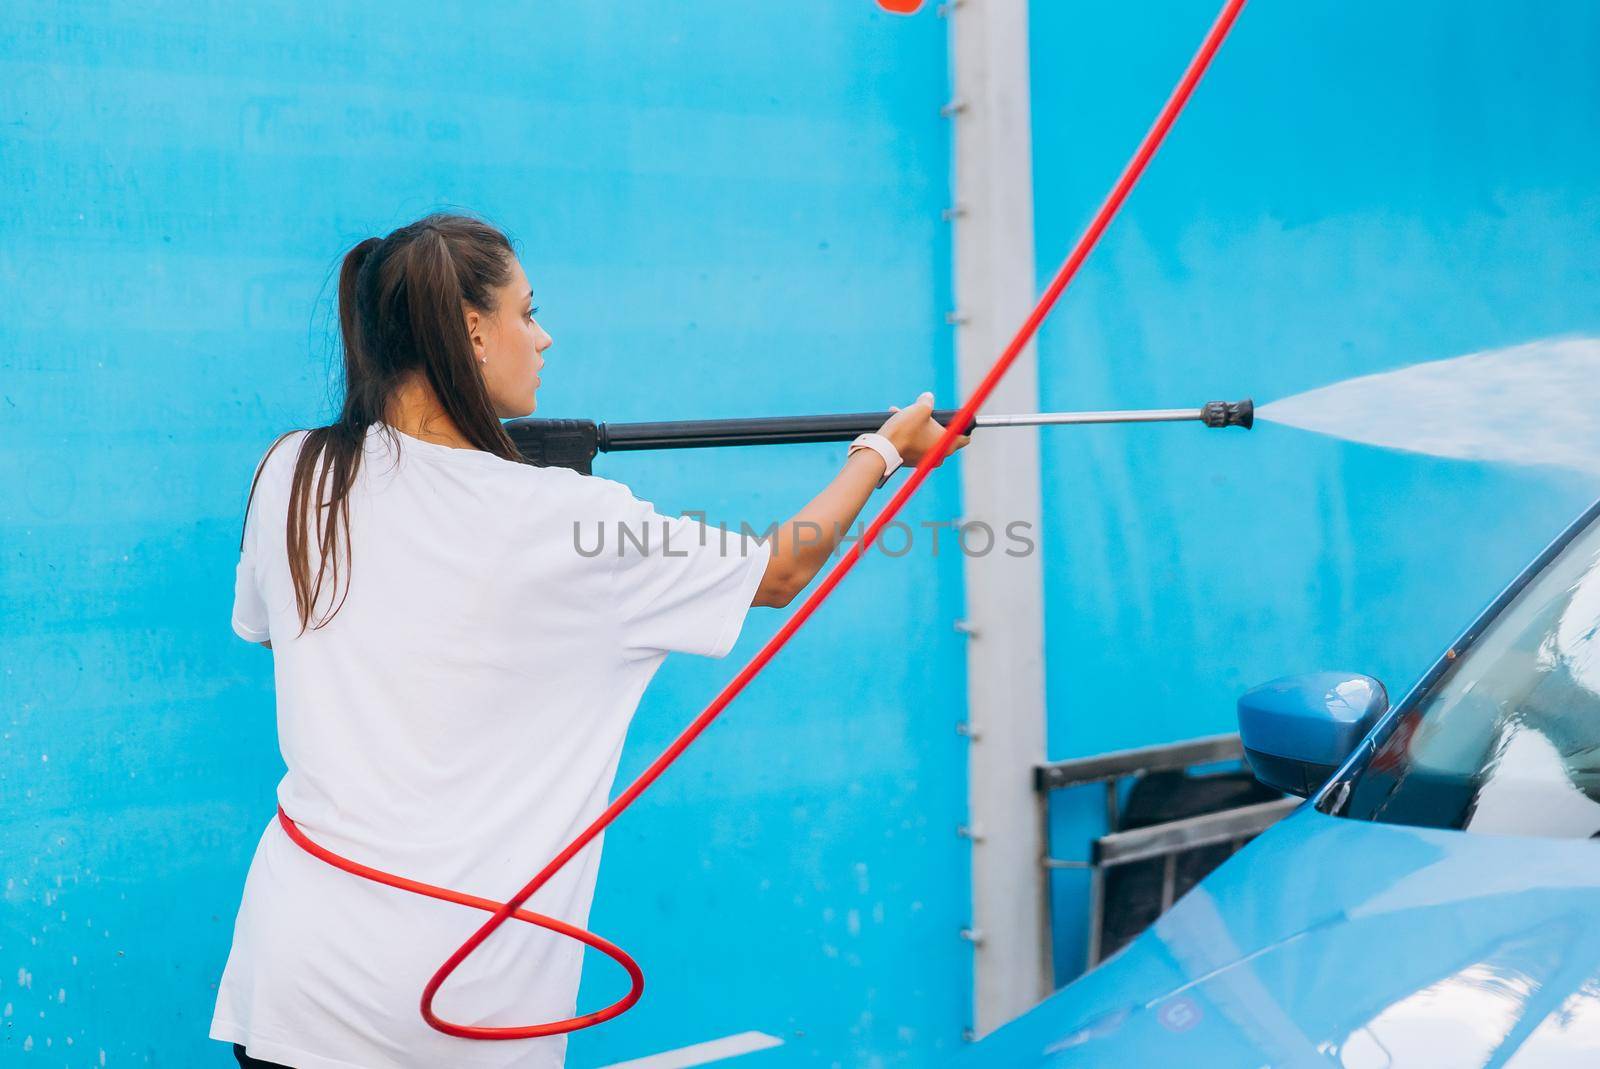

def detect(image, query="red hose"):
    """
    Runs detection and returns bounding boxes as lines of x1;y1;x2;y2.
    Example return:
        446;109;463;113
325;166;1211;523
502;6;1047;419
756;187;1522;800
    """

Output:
277;0;1249;1040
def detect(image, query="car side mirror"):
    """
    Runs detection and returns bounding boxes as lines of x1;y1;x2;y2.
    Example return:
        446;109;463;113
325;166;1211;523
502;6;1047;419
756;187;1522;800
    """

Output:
1238;672;1389;797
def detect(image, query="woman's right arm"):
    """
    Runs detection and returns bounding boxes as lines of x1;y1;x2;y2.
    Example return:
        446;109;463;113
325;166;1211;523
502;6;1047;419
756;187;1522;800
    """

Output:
754;392;970;607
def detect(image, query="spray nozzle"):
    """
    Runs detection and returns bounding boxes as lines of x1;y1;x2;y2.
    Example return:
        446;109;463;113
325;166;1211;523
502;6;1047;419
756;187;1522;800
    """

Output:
1201;398;1254;430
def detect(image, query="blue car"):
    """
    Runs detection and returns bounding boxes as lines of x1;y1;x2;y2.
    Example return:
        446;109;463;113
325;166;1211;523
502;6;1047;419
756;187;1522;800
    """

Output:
956;498;1600;1066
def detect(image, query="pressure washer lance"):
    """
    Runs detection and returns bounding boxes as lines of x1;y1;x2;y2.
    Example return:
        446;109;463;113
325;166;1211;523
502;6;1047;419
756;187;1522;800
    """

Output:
505;398;1253;474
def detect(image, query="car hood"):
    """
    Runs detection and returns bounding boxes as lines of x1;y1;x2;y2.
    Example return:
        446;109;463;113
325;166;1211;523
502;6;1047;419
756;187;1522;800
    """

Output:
952;806;1600;1067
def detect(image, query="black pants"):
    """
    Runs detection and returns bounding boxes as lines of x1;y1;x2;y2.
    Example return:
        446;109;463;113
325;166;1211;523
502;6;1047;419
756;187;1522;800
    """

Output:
234;1043;295;1069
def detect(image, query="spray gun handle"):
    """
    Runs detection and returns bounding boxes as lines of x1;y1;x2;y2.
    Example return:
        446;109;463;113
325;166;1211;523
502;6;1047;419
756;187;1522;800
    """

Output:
503;418;600;474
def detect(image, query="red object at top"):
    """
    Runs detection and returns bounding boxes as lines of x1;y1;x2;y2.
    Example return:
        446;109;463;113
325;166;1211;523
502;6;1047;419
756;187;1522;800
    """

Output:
876;0;925;12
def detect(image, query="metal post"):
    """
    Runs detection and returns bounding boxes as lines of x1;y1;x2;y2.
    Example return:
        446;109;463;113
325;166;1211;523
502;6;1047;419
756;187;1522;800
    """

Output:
947;0;1050;1038
1085;865;1105;969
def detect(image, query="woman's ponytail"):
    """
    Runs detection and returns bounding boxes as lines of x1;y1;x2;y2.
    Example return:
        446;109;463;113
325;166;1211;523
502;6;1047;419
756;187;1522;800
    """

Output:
337;237;383;393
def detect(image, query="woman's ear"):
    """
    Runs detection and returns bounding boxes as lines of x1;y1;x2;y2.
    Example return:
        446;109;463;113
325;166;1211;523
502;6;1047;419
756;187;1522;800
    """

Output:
462;303;486;361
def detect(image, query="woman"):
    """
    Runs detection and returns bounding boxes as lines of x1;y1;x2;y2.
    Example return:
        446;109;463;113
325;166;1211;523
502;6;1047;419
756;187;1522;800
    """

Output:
208;212;968;1068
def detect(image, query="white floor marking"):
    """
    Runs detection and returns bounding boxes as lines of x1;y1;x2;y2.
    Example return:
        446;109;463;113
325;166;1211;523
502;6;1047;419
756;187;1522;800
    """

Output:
596;1030;784;1069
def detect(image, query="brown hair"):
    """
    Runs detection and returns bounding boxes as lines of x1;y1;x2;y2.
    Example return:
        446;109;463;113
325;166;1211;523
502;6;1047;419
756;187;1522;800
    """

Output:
241;211;526;636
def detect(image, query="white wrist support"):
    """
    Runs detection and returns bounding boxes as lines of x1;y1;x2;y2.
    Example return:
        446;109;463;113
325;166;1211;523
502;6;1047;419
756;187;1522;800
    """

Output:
847;432;903;489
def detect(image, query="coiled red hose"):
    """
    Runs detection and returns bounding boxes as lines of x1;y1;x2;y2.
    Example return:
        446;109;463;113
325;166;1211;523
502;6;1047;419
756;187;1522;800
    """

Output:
277;0;1249;1040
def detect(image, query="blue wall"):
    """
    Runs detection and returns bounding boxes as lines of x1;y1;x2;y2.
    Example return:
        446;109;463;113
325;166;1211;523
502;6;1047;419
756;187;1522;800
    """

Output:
10;0;1597;1059
0;2;970;1064
1029;0;1600;980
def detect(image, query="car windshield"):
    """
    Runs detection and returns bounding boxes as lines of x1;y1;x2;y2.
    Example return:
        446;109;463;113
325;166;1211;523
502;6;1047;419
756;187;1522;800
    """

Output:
1325;511;1600;837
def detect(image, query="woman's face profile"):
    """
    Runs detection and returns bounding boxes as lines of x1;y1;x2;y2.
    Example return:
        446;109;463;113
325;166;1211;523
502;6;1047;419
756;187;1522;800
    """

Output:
466;257;552;418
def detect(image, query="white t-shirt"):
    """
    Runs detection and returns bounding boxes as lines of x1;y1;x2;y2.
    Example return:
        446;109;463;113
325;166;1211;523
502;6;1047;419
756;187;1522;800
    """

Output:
210;422;771;1069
